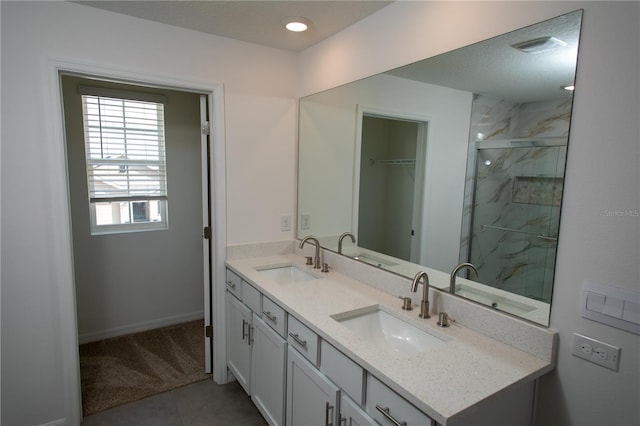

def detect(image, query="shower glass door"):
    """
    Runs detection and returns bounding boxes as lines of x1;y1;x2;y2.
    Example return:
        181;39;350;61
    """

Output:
468;140;566;303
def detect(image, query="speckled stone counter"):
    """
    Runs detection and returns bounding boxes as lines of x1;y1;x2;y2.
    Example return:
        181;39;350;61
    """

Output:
226;253;556;425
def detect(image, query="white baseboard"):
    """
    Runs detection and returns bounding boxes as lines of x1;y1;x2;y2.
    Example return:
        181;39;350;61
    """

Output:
78;310;204;344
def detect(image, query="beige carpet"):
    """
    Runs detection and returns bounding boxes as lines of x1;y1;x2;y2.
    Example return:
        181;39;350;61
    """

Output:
79;320;211;416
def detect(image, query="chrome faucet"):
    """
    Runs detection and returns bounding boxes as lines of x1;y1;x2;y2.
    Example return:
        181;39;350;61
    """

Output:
410;271;431;319
337;231;355;254
299;235;321;269
450;262;478;294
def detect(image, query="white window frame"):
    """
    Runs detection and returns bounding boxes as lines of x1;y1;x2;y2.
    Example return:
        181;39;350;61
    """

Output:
80;86;169;235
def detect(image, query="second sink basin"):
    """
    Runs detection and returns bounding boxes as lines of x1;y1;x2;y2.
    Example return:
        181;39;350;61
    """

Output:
331;305;448;357
256;264;319;284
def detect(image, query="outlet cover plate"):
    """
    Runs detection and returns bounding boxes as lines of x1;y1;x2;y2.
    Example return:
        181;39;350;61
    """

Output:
572;333;621;371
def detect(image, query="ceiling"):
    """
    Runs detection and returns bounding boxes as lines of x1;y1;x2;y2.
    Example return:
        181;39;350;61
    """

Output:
387;10;582;102
74;0;393;52
74;2;580;102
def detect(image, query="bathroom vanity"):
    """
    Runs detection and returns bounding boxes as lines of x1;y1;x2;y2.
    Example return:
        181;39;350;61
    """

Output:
225;251;557;426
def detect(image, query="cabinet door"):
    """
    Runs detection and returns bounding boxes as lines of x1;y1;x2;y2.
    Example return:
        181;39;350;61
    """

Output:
287;346;340;426
251;314;287;426
340;394;376;426
226;293;252;395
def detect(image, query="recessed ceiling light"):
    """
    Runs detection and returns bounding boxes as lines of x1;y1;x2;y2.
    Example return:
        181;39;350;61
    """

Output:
284;17;310;32
563;85;575;91
512;36;567;54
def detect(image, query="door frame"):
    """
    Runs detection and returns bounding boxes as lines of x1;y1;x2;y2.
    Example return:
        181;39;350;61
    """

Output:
46;58;228;424
353;105;431;264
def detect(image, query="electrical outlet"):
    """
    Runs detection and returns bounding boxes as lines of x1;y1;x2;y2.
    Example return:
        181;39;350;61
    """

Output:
280;215;291;231
572;333;621;371
300;214;310;230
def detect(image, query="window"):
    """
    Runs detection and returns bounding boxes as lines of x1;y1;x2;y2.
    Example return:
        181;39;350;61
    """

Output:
81;88;168;234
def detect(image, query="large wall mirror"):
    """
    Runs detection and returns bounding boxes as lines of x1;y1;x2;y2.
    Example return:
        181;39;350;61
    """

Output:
297;10;583;326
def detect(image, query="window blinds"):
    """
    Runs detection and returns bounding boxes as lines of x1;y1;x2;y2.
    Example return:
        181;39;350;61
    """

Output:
81;94;167;203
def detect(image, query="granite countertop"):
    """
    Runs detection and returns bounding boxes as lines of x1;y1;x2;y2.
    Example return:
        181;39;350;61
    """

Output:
226;254;554;425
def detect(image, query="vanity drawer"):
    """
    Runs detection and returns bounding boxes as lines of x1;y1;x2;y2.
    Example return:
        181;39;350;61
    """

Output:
320;340;364;404
366;375;434;426
242;281;262;313
262;296;287;338
287;315;319;365
225;268;242;299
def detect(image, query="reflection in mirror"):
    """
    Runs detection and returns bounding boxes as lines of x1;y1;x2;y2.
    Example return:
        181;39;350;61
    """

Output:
297;11;583;326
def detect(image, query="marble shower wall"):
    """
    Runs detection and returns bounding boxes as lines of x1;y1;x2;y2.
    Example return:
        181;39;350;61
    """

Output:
459;94;572;303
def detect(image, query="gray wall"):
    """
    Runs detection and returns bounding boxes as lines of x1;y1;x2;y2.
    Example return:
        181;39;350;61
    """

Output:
62;76;205;341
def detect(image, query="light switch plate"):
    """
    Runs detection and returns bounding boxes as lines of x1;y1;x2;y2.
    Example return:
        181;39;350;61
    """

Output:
280;215;291;231
572;333;621;371
300;214;310;230
580;280;640;335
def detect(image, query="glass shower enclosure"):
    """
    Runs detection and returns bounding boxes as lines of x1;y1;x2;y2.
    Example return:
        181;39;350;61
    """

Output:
467;138;566;303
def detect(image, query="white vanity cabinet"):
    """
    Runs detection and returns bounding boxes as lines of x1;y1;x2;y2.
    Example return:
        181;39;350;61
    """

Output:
251;313;287;426
226;268;288;424
225;262;543;426
287;345;340;426
226;292;253;395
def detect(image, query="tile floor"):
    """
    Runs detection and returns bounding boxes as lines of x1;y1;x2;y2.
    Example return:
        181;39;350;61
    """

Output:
81;379;267;426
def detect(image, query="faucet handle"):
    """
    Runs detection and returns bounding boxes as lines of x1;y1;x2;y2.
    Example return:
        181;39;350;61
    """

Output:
437;312;450;327
321;263;330;273
305;256;313;265
401;297;413;311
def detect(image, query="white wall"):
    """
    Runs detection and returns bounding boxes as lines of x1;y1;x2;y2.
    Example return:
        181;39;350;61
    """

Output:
1;1;296;424
299;2;639;425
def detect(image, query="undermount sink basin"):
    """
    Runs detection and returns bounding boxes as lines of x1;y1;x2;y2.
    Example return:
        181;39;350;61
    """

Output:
455;284;536;315
331;305;448;357
256;264;319;284
351;253;398;267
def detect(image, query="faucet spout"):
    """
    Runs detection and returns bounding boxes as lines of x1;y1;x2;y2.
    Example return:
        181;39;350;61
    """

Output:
337;231;355;254
299;235;321;269
450;262;478;294
410;271;431;319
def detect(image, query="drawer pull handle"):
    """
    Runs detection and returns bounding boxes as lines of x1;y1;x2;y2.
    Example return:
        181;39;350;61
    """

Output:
227;281;236;289
288;332;307;348
325;402;334;426
376;405;407;426
263;311;277;323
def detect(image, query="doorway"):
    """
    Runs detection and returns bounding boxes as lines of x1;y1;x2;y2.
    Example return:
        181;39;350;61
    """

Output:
61;74;213;414
355;112;428;264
